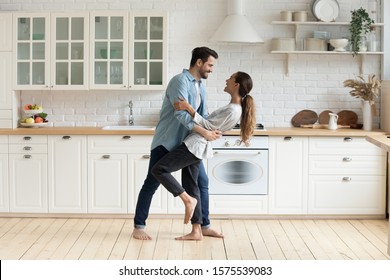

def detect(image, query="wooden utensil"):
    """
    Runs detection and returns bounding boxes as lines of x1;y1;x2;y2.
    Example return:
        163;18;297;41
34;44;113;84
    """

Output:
291;110;318;127
337;110;358;125
318;110;333;124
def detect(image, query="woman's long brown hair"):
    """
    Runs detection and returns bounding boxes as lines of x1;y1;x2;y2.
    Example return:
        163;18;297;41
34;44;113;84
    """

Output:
235;71;256;144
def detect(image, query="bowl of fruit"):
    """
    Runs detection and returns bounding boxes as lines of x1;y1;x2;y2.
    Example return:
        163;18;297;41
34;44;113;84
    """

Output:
20;110;49;128
23;104;43;115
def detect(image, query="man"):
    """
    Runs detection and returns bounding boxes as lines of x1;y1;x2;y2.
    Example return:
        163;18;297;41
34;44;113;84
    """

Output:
132;47;223;240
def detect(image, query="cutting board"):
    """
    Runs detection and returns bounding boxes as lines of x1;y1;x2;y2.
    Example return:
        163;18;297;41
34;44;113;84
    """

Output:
291;110;318;127
318;110;333;124
301;124;351;129
337;110;358;125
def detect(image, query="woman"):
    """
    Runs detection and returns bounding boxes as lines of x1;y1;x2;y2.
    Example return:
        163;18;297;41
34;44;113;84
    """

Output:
151;71;256;240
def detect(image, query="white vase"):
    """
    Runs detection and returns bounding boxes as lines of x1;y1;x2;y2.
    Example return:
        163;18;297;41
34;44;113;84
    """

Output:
361;100;373;131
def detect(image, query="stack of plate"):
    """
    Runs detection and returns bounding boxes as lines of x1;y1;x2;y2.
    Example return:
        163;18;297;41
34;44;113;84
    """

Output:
311;0;340;22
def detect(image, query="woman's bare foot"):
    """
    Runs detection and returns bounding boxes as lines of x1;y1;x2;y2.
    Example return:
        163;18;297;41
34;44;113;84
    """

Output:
175;224;202;241
132;228;152;240
183;196;197;224
202;227;224;238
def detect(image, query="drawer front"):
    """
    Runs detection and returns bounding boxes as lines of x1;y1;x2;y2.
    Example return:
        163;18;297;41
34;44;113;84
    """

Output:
0;144;7;153
308;175;386;215
9;144;48;154
309;155;386;175
309;137;383;155
9;135;48;144
88;135;152;153
0;135;8;144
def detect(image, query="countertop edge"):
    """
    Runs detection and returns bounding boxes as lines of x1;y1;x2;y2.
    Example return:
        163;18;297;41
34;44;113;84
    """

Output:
366;134;390;152
0;127;387;136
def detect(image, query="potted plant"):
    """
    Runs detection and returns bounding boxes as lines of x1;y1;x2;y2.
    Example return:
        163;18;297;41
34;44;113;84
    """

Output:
349;8;374;56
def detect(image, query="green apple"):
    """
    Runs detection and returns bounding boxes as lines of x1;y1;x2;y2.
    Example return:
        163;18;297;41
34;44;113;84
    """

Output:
25;117;34;124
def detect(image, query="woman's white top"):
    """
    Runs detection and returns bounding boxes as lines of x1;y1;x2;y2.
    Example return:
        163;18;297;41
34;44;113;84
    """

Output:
183;103;242;159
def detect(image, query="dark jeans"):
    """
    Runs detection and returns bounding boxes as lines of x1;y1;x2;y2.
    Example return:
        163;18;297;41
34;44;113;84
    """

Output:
151;143;202;224
134;145;210;228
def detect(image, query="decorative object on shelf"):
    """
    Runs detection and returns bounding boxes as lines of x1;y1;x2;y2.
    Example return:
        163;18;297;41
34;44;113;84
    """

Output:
343;74;381;130
280;11;292;21
293;11;308;22
311;0;340;22
329;38;348;51
349;8;375;56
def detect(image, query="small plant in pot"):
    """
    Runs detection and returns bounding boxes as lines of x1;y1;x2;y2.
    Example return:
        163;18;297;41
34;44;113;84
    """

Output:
349;8;374;56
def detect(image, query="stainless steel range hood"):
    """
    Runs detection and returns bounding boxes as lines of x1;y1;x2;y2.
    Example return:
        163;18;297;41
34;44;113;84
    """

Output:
210;0;264;43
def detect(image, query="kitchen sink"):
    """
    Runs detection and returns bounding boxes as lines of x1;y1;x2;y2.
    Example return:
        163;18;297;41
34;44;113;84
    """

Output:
101;125;155;130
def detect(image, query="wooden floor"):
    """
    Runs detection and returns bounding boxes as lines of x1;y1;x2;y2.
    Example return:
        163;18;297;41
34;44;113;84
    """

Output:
0;217;388;260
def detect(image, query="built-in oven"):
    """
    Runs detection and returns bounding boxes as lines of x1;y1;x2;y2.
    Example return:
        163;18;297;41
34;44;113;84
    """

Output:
207;127;268;195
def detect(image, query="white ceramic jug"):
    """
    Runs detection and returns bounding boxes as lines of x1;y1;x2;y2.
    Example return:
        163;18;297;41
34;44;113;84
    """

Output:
328;113;338;130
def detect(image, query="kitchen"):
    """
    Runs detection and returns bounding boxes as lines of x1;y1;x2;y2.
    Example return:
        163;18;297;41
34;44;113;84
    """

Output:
0;0;389;266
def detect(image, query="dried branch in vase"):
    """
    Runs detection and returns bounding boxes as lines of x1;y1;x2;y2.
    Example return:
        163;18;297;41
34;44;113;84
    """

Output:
343;74;381;104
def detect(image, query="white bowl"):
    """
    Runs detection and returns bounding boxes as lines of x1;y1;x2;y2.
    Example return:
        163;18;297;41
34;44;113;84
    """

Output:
329;39;348;52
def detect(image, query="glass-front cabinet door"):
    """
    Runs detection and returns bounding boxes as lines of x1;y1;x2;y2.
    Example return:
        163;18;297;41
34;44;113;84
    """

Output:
14;14;50;90
130;13;167;90
90;12;128;89
51;13;89;90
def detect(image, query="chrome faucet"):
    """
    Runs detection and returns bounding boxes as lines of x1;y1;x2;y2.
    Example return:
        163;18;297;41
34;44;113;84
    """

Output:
128;100;134;126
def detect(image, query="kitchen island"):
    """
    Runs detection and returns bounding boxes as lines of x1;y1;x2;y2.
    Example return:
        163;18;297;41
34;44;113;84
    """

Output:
366;134;390;255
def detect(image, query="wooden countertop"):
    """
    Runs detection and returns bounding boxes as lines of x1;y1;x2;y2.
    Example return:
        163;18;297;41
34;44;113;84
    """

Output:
366;134;390;152
0;126;387;136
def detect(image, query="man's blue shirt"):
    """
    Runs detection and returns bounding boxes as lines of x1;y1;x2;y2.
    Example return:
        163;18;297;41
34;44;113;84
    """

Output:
151;69;208;151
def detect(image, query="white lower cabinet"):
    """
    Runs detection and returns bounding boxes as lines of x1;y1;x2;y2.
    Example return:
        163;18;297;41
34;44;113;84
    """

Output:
0;135;9;212
9;135;48;213
48;135;87;213
268;136;308;214
88;154;127;213
308;137;386;215
128;153;168;214
87;135;166;214
308;175;386;214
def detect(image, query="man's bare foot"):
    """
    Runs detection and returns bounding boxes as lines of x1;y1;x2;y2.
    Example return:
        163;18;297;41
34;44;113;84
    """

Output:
132;228;152;240
175;232;203;241
183;196;197;224
175;224;203;241
202;227;224;238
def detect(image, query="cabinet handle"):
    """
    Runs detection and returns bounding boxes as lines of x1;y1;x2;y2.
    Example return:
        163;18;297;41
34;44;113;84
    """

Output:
142;155;150;159
23;136;32;141
62;136;71;140
284;136;292;141
343;137;352;142
102;155;111;159
122;136;131;140
342;177;352;181
342;157;352;162
23;155;32;159
23;146;32;151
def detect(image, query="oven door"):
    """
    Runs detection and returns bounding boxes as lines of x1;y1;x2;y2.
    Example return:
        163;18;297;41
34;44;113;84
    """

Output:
207;149;268;195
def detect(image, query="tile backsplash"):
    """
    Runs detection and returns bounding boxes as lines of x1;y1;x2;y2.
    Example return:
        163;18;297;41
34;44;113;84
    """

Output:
5;0;383;128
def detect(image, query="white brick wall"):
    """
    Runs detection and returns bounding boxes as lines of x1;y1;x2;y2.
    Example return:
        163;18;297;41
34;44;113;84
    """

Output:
2;0;383;128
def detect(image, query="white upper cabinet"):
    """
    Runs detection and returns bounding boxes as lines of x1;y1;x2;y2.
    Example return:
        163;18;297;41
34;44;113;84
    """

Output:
129;13;167;90
12;11;167;91
13;13;50;90
13;13;89;90
90;12;129;90
51;13;89;90
90;11;167;90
